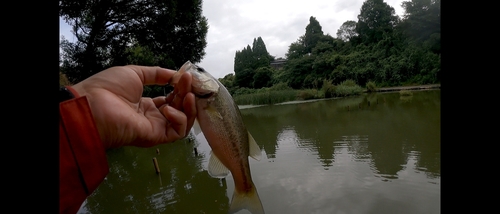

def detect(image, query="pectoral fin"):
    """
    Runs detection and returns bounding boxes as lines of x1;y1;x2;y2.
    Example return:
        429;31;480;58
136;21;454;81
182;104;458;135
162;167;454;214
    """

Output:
206;105;223;120
248;132;262;161
208;151;230;178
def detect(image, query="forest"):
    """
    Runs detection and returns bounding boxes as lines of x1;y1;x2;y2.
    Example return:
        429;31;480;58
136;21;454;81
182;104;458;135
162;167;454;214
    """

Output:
60;0;440;100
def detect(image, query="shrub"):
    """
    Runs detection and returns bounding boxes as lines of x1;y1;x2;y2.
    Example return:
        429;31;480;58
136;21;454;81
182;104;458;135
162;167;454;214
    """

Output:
297;89;321;100
335;79;363;97
270;82;292;91
366;80;377;92
321;79;336;98
234;87;257;96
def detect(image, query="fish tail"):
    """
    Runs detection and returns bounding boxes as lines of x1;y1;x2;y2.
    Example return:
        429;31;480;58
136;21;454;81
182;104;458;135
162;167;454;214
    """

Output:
228;187;265;214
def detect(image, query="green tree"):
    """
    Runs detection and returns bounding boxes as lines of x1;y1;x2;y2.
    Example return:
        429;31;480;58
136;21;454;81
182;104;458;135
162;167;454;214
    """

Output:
356;0;399;44
234;37;273;88
234;45;255;88
219;73;238;95
252;37;273;68
336;20;358;42
283;55;315;89
304;16;324;54
59;0;208;83
285;36;307;60
252;67;273;89
400;0;440;53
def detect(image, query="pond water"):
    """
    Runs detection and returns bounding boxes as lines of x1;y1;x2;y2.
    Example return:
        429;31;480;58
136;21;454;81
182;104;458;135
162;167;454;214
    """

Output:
78;89;440;214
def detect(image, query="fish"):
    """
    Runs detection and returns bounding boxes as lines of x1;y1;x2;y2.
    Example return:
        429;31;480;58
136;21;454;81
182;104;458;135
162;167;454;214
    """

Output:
169;61;265;214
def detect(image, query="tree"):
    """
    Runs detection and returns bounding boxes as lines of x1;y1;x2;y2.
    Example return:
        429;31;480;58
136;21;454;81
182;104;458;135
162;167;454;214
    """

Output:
59;0;208;83
304;16;324;54
356;0;399;44
218;73;238;95
234;37;273;88
252;37;273;68
252;67;273;89
234;45;255;88
285;36;307;60
400;0;440;53
336;20;358;42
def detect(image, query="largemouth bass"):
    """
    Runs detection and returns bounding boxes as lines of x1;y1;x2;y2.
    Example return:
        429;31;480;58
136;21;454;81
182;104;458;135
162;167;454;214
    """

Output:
169;61;265;214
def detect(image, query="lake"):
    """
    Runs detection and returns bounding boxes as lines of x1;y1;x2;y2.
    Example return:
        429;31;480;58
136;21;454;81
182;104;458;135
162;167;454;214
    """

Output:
78;89;441;214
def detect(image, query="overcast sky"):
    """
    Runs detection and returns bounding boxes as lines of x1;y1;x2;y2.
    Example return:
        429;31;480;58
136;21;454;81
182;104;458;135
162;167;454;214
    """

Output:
59;0;406;79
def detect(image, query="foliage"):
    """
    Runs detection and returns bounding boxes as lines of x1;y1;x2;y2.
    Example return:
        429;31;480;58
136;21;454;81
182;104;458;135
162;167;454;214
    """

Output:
334;80;364;97
59;0;208;83
366;80;377;92
282;55;315;89
252;67;273;89
356;0;399;44
234;37;273;89
233;89;297;105
228;0;440;105
304;16;324;54
233;87;257;96
219;73;238;95
297;89;321;100
337;20;358;42
270;82;293;91
400;0;441;54
285;36;307;60
321;79;336;98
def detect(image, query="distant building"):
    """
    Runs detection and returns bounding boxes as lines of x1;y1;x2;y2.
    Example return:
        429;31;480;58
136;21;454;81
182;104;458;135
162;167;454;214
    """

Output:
270;59;287;70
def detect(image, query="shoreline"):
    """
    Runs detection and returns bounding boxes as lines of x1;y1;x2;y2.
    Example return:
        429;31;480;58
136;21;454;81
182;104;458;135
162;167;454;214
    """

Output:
369;84;441;93
238;84;441;109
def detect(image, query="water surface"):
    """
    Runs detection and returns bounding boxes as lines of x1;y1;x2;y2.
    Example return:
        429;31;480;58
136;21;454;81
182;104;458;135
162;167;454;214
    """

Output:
78;89;440;214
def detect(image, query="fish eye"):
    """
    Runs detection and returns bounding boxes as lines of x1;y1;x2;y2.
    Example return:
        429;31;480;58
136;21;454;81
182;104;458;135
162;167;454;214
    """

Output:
196;66;206;72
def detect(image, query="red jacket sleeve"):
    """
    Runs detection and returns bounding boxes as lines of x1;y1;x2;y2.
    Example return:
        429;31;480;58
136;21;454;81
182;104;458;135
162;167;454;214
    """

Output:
59;90;109;214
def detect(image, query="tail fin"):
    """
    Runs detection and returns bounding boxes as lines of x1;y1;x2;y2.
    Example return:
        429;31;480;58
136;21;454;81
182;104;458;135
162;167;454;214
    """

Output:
228;187;265;214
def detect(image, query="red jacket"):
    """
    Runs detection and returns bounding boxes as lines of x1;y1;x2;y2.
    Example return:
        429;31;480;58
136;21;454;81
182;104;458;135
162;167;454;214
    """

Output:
59;87;109;214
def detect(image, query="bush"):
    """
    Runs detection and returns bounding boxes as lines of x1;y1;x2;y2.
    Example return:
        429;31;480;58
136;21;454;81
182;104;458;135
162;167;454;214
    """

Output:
234;87;257;96
297;89;321;100
321;79;336;98
270;82;292;91
366;80;377;92
335;79;363;97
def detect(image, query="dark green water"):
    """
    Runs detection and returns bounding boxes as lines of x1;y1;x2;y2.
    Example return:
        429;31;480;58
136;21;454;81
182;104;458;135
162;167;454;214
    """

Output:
78;89;440;214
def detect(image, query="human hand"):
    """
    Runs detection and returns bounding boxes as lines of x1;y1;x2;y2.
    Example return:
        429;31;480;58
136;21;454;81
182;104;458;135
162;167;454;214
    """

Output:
71;65;197;149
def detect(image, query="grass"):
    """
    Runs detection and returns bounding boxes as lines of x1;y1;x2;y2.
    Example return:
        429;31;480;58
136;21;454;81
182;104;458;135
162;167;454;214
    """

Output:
233;90;297;105
233;79;365;105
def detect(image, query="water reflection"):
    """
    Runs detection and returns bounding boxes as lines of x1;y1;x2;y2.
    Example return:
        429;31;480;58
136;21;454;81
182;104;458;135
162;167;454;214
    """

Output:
241;90;440;180
80;139;230;213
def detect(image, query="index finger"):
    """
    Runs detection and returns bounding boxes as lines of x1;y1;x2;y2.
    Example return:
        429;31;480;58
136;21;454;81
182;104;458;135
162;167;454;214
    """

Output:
126;65;177;86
